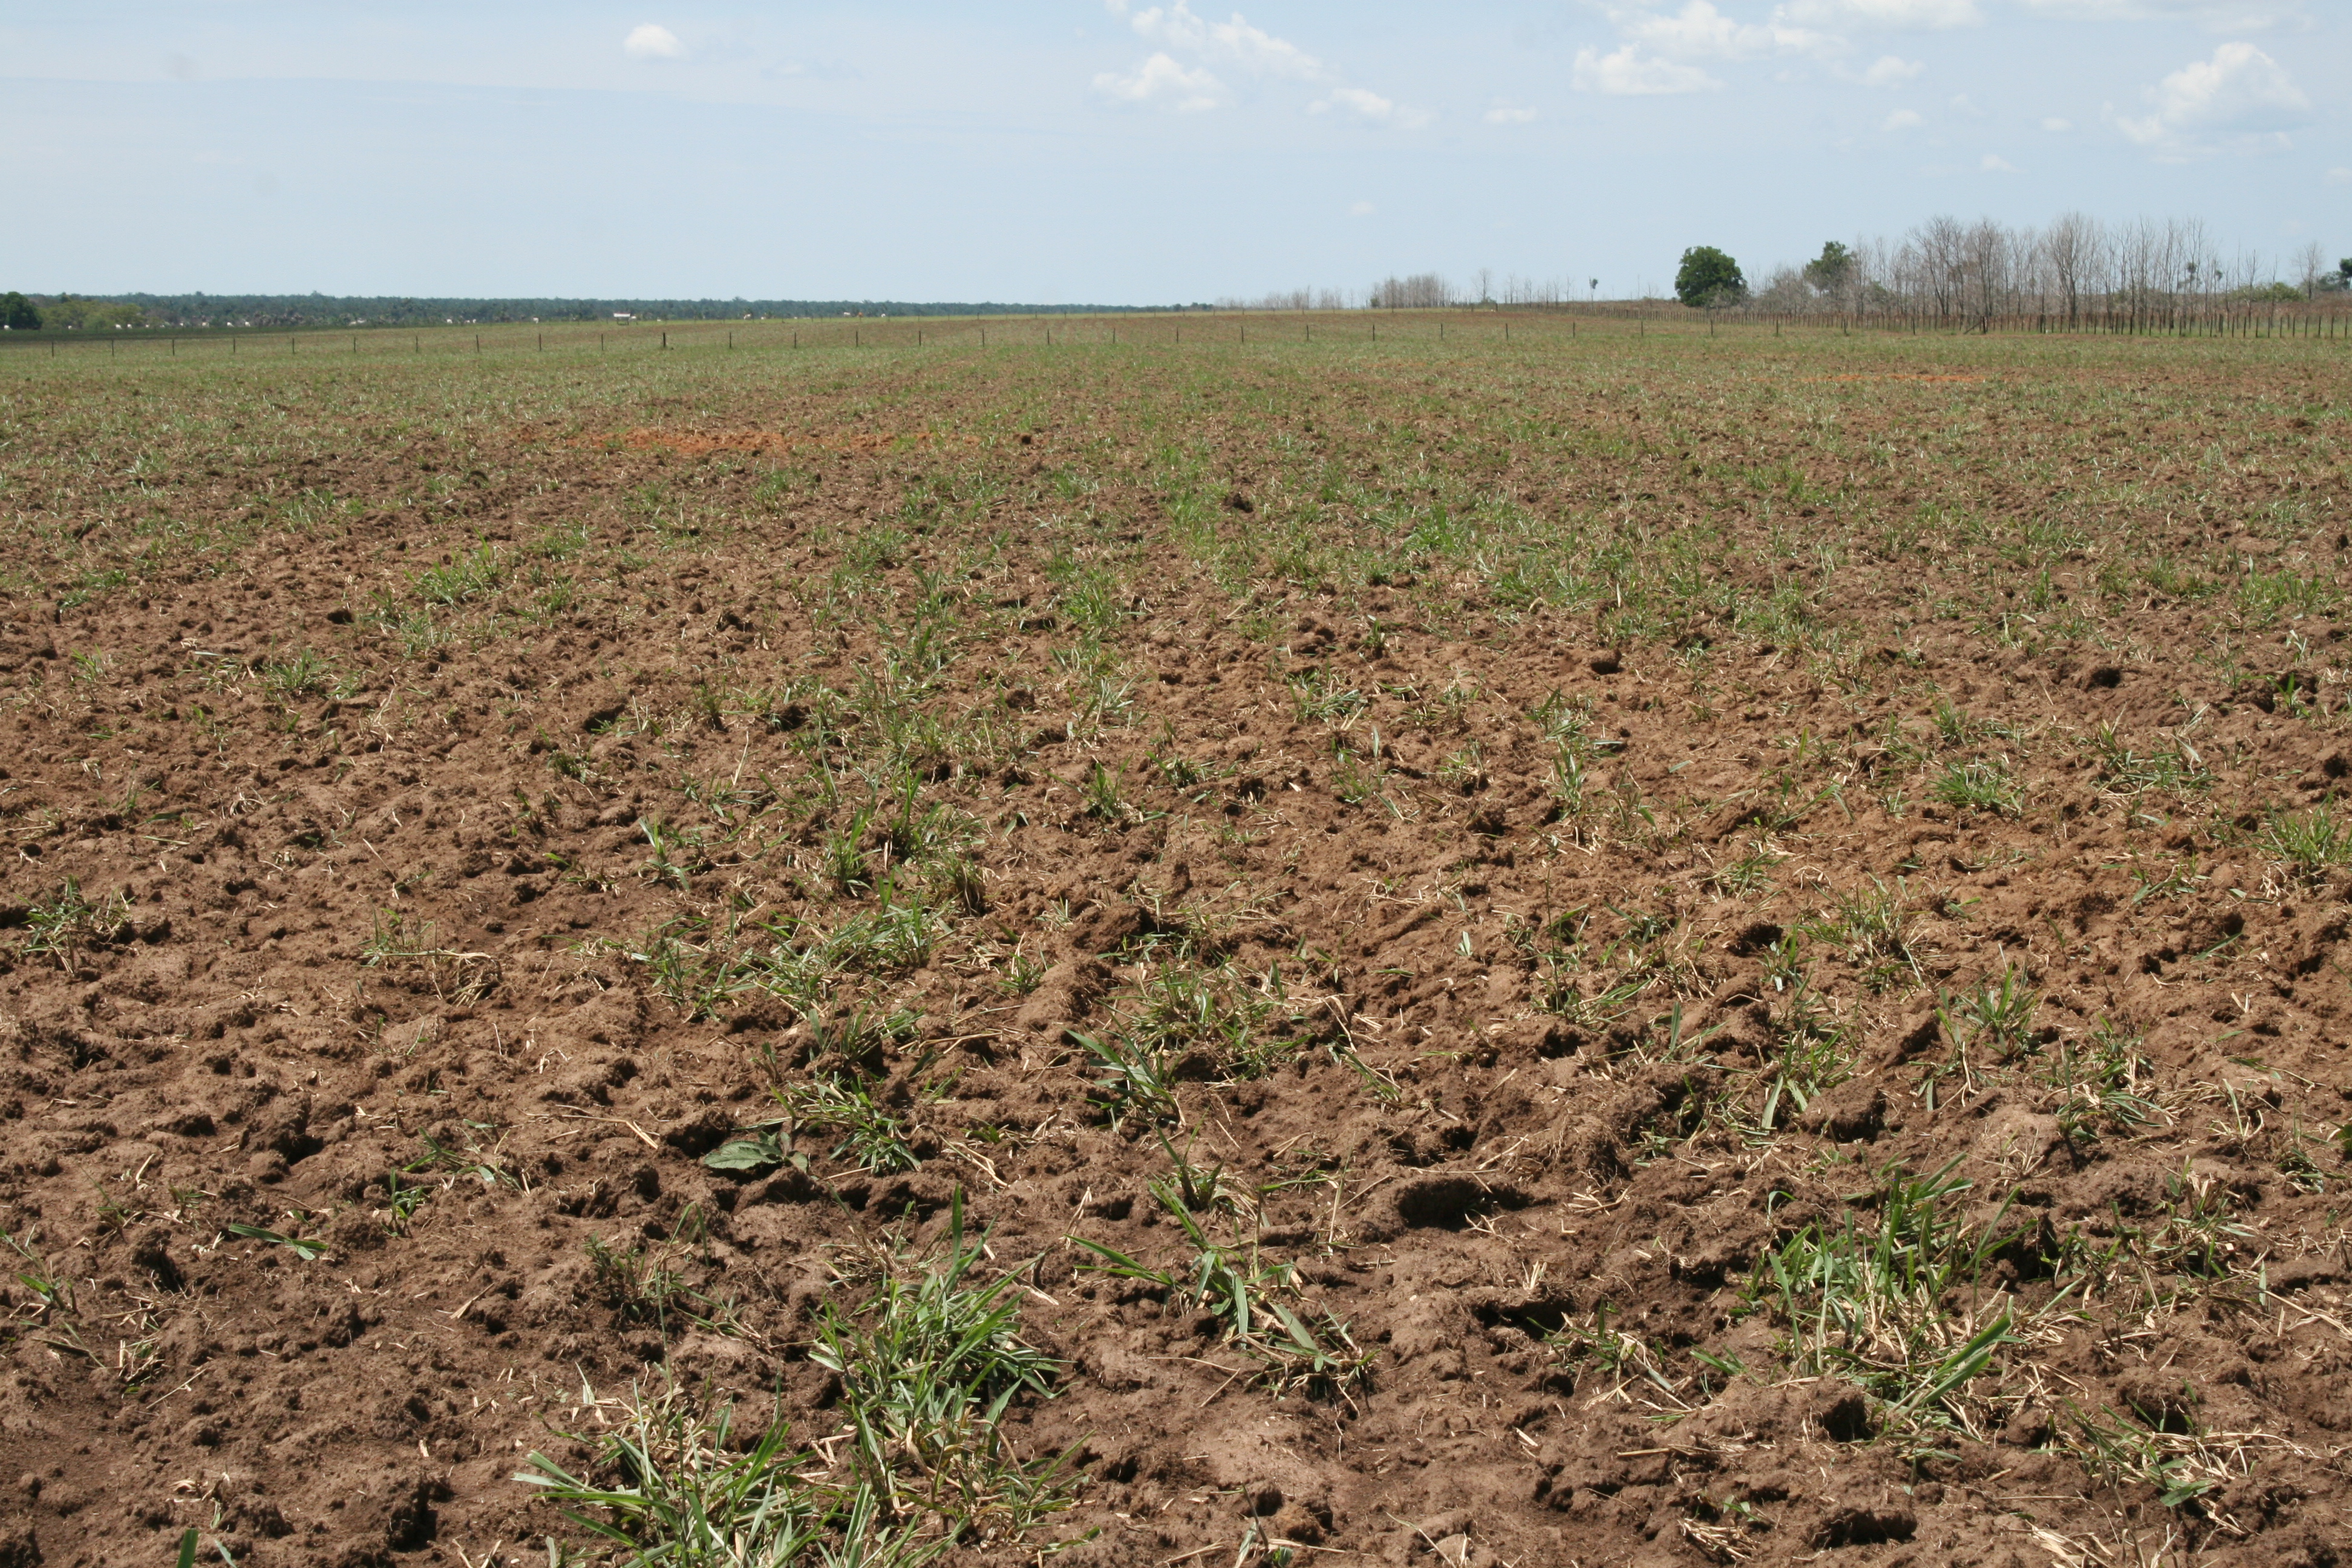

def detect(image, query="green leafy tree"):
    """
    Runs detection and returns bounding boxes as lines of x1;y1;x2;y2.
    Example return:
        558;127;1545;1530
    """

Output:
33;295;145;331
1802;241;1854;294
1674;246;1745;309
2323;260;2352;295
0;292;39;331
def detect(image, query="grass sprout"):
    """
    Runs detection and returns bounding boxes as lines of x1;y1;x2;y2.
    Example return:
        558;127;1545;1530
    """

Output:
780;1077;920;1175
1932;757;2023;817
18;878;130;971
1070;1028;1180;1128
361;909;501;1005
1072;1187;1370;1395
2265;803;2347;877
520;1380;913;1568
1938;964;2041;1064
1743;1158;2041;1432
810;1192;1078;1546
414;543;503;605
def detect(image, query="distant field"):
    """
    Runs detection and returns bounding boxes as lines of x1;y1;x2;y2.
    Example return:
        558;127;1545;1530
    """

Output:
2;321;2349;1567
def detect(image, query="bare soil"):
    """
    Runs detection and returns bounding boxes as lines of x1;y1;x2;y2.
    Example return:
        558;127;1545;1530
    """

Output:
4;327;2351;1568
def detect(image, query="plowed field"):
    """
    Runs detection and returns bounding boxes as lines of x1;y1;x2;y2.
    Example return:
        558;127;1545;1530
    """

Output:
4;319;2351;1568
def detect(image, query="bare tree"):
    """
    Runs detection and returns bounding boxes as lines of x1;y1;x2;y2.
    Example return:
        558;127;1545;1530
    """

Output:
2295;240;2328;300
1225;213;2335;328
2042;212;2100;325
1370;274;1453;309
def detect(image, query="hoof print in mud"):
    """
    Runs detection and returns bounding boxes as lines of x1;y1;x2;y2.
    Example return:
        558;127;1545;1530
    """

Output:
1795;1081;1887;1143
1812;1385;1873;1442
1392;1174;1524;1229
1810;1503;1917;1549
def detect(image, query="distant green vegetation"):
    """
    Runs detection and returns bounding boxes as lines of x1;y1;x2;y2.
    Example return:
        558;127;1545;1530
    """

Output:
0;291;1208;332
1;291;145;332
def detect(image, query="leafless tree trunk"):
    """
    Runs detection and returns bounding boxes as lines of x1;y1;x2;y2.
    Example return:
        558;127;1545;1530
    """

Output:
2296;240;2329;301
2042;212;2099;327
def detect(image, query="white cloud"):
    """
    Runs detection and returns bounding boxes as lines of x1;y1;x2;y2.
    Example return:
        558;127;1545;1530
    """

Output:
2013;0;2305;20
2328;167;2352;186
2114;41;2309;146
1884;106;1925;128
1982;152;2017;170
623;24;685;60
1624;2;1833;59
1312;85;1433;128
1484;102;1538;125
2042;116;2074;131
1206;13;1325;79
1315;85;1387;116
1094;51;1224;111
1572;45;1721;94
1102;1;1431;132
1349;200;1376;215
1774;0;1981;27
1125;2;1325;80
1857;53;1924;84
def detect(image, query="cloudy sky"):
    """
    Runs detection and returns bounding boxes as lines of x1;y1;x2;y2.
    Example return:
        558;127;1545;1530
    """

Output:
3;1;2344;302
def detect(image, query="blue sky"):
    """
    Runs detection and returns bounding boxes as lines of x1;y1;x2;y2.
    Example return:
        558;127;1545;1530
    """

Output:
3;1;2345;302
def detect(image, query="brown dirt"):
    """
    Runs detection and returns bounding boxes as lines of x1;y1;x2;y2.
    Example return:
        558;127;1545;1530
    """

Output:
5;333;2352;1568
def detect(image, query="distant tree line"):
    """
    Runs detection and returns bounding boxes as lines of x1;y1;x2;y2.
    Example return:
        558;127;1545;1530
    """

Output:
39;293;1209;330
1;292;148;331
1222;272;1599;309
1222;217;2351;323
1714;216;2350;329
